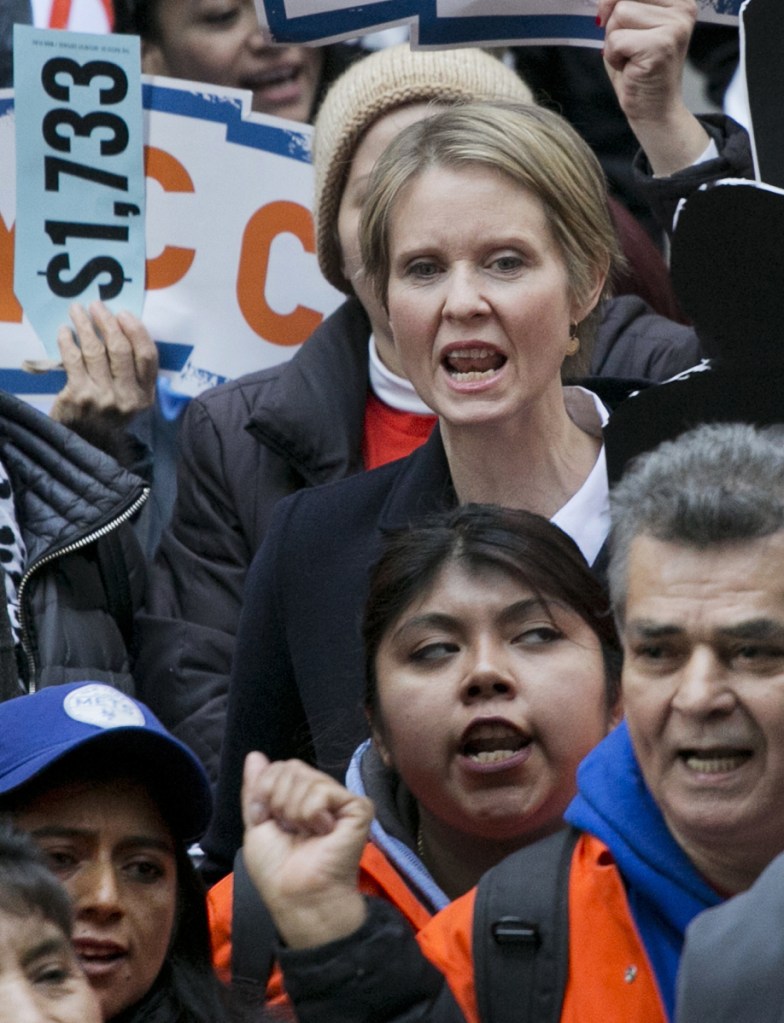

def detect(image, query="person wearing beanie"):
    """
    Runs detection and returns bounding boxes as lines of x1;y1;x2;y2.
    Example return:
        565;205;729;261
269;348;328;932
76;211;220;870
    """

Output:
134;44;537;787
0;681;229;1023
133;41;702;796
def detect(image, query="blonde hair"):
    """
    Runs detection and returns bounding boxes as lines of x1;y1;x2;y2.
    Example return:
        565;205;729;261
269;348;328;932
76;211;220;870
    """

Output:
359;101;622;373
312;45;534;294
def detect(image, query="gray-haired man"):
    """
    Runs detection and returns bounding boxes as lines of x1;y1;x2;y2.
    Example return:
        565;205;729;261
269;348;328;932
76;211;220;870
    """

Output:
609;420;784;898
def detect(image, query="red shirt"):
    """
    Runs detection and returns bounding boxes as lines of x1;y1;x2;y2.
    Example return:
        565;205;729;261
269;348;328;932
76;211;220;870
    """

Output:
362;391;436;470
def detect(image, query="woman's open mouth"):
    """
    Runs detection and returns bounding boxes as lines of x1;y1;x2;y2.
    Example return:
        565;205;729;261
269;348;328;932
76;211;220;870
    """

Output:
442;345;507;383
459;719;531;770
245;64;305;107
73;938;128;979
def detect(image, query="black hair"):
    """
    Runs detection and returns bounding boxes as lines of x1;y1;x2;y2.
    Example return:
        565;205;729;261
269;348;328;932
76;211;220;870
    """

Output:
363;504;621;716
0;753;229;1023
0;817;73;937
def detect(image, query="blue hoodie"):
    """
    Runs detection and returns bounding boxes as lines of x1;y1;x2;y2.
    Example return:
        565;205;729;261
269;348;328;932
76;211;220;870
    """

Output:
565;721;723;1021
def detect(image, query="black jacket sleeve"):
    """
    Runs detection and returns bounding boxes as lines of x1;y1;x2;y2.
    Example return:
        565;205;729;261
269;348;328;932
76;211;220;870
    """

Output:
278;899;466;1023
200;495;311;881
133;393;258;782
633;114;755;237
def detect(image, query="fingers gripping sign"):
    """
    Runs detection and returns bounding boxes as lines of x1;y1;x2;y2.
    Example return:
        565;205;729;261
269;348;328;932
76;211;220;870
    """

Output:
241;752;373;949
601;0;696;111
50;300;158;430
599;0;711;175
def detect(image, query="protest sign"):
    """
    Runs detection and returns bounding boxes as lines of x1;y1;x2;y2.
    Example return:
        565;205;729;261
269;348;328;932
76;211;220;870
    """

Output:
0;72;343;403
255;0;741;48
14;25;146;359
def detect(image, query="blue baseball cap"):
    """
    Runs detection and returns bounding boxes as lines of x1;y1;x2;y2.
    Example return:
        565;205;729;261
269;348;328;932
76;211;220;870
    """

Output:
0;682;212;843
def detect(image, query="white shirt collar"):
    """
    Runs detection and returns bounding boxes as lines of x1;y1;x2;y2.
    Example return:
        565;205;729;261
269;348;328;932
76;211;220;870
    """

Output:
550;387;610;566
368;349;609;564
368;336;434;415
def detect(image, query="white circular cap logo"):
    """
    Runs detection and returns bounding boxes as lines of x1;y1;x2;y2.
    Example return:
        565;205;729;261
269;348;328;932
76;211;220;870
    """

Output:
63;684;145;729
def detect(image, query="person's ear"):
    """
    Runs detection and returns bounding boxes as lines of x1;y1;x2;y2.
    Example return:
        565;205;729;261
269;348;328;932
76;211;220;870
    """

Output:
608;695;624;731
570;261;609;325
370;723;393;768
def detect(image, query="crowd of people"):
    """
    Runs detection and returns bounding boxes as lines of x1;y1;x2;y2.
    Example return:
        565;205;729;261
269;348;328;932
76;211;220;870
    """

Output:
3;0;784;1021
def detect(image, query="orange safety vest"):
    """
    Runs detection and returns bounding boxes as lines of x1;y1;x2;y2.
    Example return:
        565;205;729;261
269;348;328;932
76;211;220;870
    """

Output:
417;833;668;1023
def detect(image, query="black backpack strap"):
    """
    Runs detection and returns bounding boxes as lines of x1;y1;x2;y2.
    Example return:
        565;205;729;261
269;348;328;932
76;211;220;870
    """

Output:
231;847;277;988
473;826;579;1023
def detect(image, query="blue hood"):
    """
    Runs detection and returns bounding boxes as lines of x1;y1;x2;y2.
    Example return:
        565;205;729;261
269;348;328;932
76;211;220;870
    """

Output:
345;740;449;914
565;721;722;1021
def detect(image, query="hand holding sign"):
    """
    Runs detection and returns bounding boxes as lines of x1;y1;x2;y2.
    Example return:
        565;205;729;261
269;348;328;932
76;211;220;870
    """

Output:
50;301;158;429
601;0;712;176
2;75;343;403
254;0;740;48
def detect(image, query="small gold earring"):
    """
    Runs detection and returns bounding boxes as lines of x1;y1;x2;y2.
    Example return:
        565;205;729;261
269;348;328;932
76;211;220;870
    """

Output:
566;323;580;356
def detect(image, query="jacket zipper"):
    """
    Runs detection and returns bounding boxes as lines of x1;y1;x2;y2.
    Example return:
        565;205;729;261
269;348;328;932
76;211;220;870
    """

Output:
18;485;150;692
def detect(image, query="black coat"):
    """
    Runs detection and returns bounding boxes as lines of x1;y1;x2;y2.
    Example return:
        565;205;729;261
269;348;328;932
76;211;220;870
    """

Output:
201;407;617;880
633;114;754;233
201;425;458;876
134;299;372;778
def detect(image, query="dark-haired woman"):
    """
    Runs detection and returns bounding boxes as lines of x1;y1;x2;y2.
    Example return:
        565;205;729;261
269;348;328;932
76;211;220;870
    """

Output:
208;504;621;1000
113;0;362;125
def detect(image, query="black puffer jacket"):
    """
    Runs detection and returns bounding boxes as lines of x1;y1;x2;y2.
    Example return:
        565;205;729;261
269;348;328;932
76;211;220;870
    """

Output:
0;391;148;699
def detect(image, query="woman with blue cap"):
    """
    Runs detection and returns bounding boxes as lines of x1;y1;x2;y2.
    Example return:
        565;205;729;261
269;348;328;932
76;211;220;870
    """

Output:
0;681;228;1023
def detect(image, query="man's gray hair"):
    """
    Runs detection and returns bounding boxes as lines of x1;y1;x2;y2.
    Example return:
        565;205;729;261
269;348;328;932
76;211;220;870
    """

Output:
608;422;784;622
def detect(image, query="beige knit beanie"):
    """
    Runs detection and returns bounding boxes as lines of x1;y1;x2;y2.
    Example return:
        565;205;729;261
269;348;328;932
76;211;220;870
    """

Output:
313;44;534;294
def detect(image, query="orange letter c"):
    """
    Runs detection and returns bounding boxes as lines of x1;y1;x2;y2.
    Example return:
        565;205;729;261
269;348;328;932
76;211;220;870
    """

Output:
144;146;196;291
237;200;323;347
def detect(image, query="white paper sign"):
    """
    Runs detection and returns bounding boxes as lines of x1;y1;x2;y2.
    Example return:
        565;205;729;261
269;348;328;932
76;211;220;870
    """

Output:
255;0;740;47
0;76;344;401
